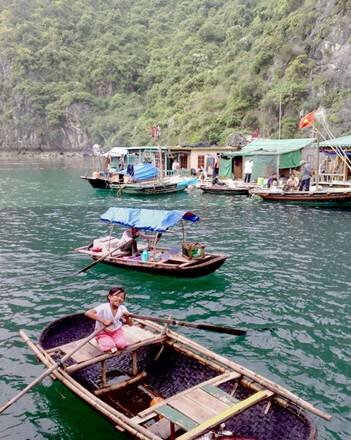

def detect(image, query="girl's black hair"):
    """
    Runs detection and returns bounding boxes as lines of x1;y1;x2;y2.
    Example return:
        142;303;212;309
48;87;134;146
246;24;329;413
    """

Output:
107;287;126;300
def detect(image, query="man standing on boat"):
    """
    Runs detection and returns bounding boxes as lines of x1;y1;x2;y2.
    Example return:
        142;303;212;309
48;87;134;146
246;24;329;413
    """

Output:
298;160;313;191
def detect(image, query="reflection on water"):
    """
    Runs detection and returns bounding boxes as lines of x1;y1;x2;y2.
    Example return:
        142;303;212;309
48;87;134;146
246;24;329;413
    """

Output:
0;161;350;440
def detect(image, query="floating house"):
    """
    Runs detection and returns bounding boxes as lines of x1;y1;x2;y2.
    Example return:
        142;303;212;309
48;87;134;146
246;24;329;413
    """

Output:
221;138;317;181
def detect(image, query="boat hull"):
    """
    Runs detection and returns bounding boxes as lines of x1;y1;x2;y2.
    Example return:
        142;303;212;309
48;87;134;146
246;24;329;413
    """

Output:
81;176;113;189
119;183;186;195
28;313;317;440
200;185;249;195
253;190;351;207
75;246;228;277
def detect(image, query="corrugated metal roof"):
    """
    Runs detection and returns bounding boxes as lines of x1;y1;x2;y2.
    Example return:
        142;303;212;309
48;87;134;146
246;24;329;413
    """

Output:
226;138;316;156
319;134;351;147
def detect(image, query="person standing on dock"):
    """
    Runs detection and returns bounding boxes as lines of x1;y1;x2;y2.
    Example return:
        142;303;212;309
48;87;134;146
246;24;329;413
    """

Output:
244;159;253;183
298;160;312;191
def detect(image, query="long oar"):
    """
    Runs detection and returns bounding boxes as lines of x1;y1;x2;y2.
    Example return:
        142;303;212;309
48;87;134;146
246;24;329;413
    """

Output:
76;251;112;274
76;244;128;275
127;313;247;336
0;326;104;415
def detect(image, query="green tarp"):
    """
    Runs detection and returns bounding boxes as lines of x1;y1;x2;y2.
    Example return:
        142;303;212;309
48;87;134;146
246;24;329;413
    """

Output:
227;138;316;157
225;138;315;178
219;157;232;178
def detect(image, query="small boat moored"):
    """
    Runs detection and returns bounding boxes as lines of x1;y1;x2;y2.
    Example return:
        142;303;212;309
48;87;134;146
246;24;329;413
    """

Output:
113;177;198;196
199;184;253;196
75;207;228;277
16;312;330;440
250;187;351;208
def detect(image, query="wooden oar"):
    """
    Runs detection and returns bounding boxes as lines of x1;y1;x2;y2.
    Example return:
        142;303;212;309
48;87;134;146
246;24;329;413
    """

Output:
76;251;112;274
76;243;130;275
127;313;247;336
0;326;104;415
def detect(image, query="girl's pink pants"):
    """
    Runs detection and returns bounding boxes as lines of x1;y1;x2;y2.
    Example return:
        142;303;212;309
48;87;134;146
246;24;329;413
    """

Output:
95;327;129;352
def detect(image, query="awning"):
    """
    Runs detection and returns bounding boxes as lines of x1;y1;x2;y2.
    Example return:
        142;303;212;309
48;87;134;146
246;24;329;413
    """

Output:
103;147;128;157
100;207;200;232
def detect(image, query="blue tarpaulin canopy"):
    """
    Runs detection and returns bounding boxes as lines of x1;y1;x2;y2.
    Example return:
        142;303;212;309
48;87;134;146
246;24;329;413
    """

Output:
119;163;159;180
100;207;200;232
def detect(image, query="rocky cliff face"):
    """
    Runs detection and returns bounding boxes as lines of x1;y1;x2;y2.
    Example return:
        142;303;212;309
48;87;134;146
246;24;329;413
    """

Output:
0;0;350;152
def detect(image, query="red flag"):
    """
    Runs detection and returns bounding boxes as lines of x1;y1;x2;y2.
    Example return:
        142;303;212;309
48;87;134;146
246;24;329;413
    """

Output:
298;111;316;129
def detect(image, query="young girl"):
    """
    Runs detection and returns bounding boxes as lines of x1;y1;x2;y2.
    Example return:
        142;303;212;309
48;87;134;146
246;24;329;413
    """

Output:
85;287;133;353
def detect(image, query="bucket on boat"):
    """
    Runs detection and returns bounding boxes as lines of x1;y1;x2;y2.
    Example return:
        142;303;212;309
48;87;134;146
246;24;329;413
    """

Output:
141;250;149;262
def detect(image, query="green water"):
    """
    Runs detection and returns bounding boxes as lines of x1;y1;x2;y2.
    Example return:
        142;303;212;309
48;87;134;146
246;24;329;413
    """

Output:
0;158;349;440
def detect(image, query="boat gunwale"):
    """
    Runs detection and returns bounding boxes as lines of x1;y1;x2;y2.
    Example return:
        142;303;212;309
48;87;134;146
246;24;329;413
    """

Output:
19;315;322;440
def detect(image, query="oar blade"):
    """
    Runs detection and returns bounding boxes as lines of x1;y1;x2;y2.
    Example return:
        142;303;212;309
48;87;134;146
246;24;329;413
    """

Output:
196;324;247;336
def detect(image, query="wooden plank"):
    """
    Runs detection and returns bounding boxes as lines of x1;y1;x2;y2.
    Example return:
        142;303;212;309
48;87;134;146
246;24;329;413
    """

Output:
66;334;166;373
200;384;238;405
134;372;239;421
148;418;180;439
176;390;273;440
184;389;228;414
59;325;158;363
60;340;102;363
168;395;219;424
124;325;156;343
155;405;198;431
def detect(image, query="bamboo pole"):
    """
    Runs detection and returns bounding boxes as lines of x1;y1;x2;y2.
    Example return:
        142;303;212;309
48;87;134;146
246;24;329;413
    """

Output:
0;327;104;415
20;331;161;440
95;371;147;396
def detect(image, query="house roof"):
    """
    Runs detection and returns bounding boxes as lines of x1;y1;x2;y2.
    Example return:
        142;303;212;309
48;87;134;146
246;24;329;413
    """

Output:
225;138;316;156
319;134;351;148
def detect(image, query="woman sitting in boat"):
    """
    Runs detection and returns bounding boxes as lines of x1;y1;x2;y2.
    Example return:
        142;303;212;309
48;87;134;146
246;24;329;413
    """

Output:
85;287;133;353
118;227;152;256
285;170;299;191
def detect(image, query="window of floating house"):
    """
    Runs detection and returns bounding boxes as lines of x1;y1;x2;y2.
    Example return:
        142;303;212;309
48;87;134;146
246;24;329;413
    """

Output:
180;154;188;168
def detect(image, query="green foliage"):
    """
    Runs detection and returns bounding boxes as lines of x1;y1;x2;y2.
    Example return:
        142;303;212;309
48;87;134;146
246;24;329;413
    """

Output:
0;0;348;148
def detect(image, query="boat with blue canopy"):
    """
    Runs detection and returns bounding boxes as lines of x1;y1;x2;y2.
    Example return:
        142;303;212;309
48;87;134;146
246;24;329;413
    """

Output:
75;207;228;277
81;146;198;194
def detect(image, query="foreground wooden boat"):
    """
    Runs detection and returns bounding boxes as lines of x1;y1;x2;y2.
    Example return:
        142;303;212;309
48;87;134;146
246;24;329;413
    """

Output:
75;207;228;278
251;188;351;208
20;313;330;440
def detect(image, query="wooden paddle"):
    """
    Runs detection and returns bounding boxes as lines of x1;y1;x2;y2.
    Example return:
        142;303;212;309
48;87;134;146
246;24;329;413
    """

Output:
127;313;247;336
0;326;104;415
76;251;112;274
76;243;131;274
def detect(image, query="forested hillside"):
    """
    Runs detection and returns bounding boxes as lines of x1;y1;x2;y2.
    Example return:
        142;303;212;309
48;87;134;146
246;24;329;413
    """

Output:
0;0;350;152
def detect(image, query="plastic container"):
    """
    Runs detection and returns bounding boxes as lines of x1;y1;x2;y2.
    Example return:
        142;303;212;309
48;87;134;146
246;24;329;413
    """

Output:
141;250;149;262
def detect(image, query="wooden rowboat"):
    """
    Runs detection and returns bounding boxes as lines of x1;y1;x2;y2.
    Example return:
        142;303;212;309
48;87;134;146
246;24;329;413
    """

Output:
75;243;228;278
75;207;228;278
20;313;330;440
251;188;351;208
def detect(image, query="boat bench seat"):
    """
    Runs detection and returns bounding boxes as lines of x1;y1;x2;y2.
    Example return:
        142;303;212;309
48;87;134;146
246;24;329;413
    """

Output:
147;385;273;440
51;325;165;373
